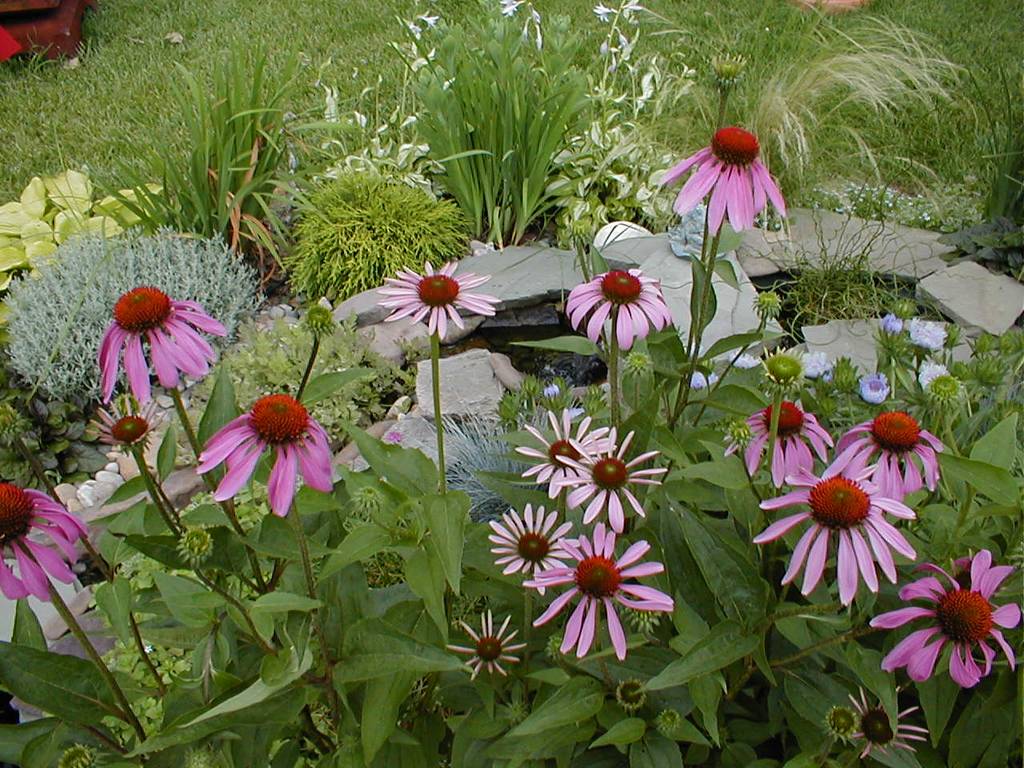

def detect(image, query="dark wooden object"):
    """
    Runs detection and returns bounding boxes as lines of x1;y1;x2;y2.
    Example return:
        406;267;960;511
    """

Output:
1;0;96;59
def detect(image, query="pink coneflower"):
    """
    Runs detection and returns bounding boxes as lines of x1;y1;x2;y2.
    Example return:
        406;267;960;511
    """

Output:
662;126;786;234
95;400;161;448
849;688;928;759
836;411;943;498
99;287;226;403
197;394;333;516
0;483;87;601
378;261;499;338
526;523;673;660
726;401;833;488
516;409;610;497
447;611;526;679
556;429;667;533
753;455;916;605
871;550;1020;688
565;269;672;351
489;505;572;582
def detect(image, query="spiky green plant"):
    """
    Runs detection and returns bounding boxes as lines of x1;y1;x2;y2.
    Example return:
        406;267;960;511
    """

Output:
286;173;468;300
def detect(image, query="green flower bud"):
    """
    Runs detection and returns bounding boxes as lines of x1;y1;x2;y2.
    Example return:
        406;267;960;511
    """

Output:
519;375;543;404
352;485;385;520
626;606;662;634
624;350;653;378
582;384;607;417
304;299;335;338
655;708;684;738
176;526;213;568
999;329;1024;355
498;390;524;428
825;705;858;741
545;633;563;660
894;299;918;320
712;53;747;90
184;747;220;768
927;374;963;405
726;418;753;449
970;357;1004;387
755;291;782;321
762;350;803;390
831;357;860;394
615;679;647;714
972;333;996;356
944;323;961;349
58;745;96;768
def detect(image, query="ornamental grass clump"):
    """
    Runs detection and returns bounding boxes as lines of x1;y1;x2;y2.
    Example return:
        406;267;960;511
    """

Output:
5;231;257;401
287;173;469;301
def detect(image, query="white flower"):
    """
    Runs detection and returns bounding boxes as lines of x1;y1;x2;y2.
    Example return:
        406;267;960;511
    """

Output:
543;383;561;398
907;318;946;351
500;0;522;16
731;353;761;369
803;352;833;380
418;14;440;27
593;3;614;21
917;360;948;389
690;371;718;390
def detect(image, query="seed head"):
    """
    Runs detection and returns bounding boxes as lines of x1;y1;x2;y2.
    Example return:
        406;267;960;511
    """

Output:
58;745;96;768
615;679;647;713
655;708;684;738
825;705;858;741
177;526;213;567
755;290;782;321
726;418;753;449
624;350;653;377
927;374;963;406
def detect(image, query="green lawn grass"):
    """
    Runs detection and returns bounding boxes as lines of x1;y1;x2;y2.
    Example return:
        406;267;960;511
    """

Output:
0;0;1020;206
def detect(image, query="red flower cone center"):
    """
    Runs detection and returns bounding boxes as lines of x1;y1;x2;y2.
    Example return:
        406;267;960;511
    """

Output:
417;274;461;307
809;477;870;529
860;708;894;746
711;126;760;166
114;287;172;332
0;483;33;543
476;636;503;662
548;439;580;465
250;394;310;444
763;401;805;438
517;531;551;564
592;457;628;490
575;555;622;598
600;271;642;304
936;589;993;643
871;411;921;453
111;415;150;445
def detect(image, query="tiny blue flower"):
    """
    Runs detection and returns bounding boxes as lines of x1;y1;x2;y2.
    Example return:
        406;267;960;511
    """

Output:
859;373;890;405
543;383;561;398
879;314;903;334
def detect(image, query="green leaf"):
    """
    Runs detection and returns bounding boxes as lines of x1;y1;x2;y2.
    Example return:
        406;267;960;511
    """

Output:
937;453;1019;505
198;365;239;446
12;600;46;651
969;413;1018;471
703;383;769;416
362;672;417;763
630;733;683;768
423;491;469;593
321;524;391;579
94;579;134;646
153;572;225;628
591;717;646;748
659;715;710;746
0;643;121;725
251;591;322;615
334;619;462;683
0;719;56;764
156;423;178;480
712;258;739;290
678;456;749;489
301;368;373;406
648;621;757;690
703;331;774;362
918;674;960;747
689;674;722;745
346;425;437;496
506;677;605;737
106;474;146;504
512;335;601;355
405;548;448;640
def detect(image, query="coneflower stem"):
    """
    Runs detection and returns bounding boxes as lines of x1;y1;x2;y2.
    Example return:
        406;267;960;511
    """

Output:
297;337;321;401
128;611;166;695
522;590;533;675
131;445;183;537
607;317;621;428
44;575;146;742
430;333;447;493
12;434;57;498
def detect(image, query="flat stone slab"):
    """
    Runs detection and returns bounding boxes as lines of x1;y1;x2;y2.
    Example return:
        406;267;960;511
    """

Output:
415;348;505;419
602;234;777;348
803;318;972;374
358;316;483;365
916;260;1024;337
736;208;952;280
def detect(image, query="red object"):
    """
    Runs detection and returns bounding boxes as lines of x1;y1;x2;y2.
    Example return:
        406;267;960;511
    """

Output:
0;24;22;60
1;0;96;60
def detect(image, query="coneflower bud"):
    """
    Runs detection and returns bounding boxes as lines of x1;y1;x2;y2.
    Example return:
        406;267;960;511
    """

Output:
58;746;96;768
755;290;782;321
624;350;653;377
825;705;858;741
831;358;860;394
655;708;684;737
972;333;996;356
545;633;563;660
177;526;213;567
615;679;647;713
711;52;747;90
726;418;753;449
999;329;1024;355
353;486;385;519
762;350;803;391
893;299;917;320
944;324;961;349
927;374;962;405
304;302;335;339
183;747;219;768
519;376;542;404
582;385;607;416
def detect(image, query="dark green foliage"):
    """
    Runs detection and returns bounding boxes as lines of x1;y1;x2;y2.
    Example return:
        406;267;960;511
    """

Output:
287;173;469;300
939;218;1024;279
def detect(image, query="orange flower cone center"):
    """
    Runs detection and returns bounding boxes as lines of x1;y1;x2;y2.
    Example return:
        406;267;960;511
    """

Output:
417;274;460;307
250;394;309;444
548;439;581;465
517;531;551;564
763;401;805;438
711;126;760;166
936;589;993;643
476;636;503;661
600;271;642;304
593;457;628;490
575;555;622;598
809;477;870;529
114;287;172;332
870;411;921;452
111;415;150;445
0;483;33;543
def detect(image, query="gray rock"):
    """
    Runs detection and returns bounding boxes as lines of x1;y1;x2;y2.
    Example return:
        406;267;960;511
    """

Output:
415;349;505;419
94;470;123;487
736;208;952;280
76;482;97;508
490;352;525;391
358;321;428;365
602;234;778;349
54;483;78;506
332;287;391;327
156;394;174;410
268;305;286;320
104;462;119;474
481;304;561;329
386;396;412;419
803;318;972;374
916;260;1024;336
91;480;120;505
116;452;140;480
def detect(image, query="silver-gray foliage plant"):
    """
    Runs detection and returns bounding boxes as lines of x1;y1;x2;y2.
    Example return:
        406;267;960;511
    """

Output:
7;230;259;401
